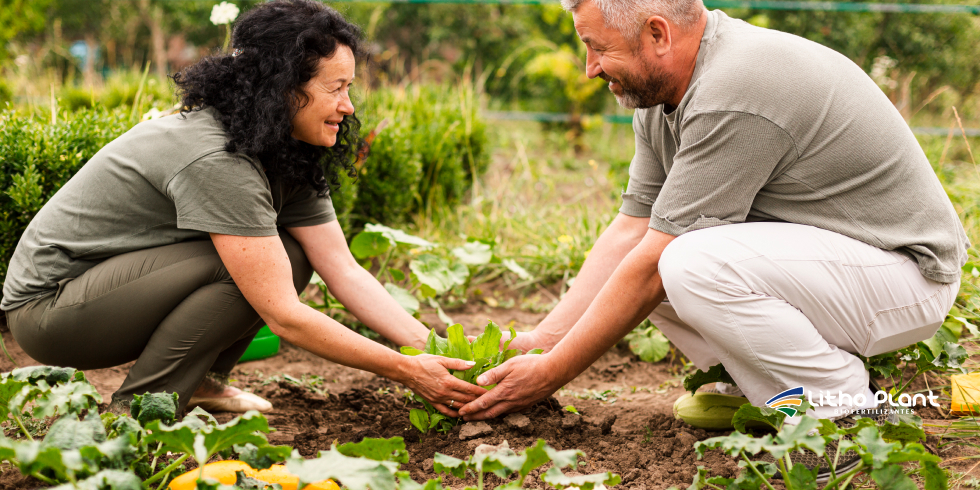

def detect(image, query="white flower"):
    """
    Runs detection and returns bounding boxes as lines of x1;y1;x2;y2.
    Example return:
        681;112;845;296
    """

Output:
142;108;164;121
14;55;29;68
210;2;240;25
870;56;898;89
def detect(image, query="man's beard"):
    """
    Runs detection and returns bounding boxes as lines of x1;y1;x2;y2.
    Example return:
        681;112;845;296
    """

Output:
600;61;673;109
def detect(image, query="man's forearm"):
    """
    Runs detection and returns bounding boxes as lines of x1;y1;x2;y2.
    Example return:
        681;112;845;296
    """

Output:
534;214;649;348
548;230;672;383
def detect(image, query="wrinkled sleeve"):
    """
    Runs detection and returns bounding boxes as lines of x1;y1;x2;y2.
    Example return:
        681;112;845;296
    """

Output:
167;153;279;236
649;111;798;236
278;184;337;228
619;111;667;218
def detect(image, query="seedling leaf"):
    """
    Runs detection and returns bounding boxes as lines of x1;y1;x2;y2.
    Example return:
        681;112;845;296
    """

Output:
337;437;409;464
732;404;786;433
452;242;493;266
433;453;470;479
364;223;435;249
683;364;736;395
350;231;390;259
385;283;420;315
287;446;399;490
870;464;917;490
540;467;621;490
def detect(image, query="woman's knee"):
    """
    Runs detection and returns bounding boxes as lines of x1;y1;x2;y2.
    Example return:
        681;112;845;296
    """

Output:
279;228;314;294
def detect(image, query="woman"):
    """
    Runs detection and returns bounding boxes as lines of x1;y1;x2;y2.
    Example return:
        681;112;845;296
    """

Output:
0;0;484;416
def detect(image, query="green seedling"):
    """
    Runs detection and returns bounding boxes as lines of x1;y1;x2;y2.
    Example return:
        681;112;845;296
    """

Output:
691;414;946;490
624;319;670;363
400;321;542;434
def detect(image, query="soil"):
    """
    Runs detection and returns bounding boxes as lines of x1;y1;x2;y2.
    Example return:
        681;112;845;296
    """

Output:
0;301;979;489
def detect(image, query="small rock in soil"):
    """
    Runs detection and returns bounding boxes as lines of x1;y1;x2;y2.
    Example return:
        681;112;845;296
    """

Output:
423;458;434;472
503;413;530;431
595;414;617;434
562;413;582;429
674;431;698;448
475;440;511;455
459;421;493;440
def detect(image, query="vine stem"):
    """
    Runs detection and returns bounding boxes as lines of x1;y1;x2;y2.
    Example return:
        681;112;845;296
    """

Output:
143;453;190;486
375;246;396;282
30;472;58;485
740;452;777;490
822;454;838;486
13;413;34;441
822;462;865;490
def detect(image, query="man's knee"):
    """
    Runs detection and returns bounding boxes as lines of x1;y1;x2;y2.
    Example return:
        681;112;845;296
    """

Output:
279;228;314;294
659;230;717;298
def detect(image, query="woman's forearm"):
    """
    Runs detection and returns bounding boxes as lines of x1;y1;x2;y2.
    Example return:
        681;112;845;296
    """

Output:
268;302;412;381
323;265;429;349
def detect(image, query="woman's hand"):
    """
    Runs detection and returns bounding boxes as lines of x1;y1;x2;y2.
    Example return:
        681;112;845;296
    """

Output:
398;354;488;417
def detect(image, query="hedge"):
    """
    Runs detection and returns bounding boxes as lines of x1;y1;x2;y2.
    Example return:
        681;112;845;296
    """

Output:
0;84;486;286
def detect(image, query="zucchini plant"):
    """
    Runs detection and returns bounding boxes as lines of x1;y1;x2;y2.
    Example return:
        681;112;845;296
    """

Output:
400;321;542;434
690;416;945;490
311;224;532;327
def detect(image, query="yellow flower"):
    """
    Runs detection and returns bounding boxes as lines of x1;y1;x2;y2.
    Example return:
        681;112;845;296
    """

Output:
584;248;592;258
558;235;572;244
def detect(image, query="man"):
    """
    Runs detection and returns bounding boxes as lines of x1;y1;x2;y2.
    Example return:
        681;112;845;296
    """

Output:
457;0;969;479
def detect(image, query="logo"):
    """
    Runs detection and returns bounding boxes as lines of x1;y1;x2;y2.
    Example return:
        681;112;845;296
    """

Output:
766;386;804;417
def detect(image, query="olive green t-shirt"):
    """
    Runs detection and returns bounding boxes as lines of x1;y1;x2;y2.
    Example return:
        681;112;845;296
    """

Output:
1;107;336;310
622;10;969;284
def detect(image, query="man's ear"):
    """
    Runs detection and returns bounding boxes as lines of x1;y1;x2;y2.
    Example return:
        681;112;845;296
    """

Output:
642;15;673;56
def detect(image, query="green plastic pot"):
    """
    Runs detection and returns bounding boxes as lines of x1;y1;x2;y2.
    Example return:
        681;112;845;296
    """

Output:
239;325;281;362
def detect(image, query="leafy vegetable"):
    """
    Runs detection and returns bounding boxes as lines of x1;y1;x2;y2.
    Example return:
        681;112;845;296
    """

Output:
683;363;736;395
623;321;670;363
130;392;179;427
400;321;539;433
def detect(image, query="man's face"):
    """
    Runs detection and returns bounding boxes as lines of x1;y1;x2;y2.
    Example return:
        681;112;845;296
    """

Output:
573;0;673;109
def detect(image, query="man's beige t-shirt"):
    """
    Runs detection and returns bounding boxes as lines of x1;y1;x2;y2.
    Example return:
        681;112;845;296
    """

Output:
622;10;969;284
1;107;336;310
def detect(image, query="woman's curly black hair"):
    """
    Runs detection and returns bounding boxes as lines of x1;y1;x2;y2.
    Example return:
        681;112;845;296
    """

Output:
172;0;363;196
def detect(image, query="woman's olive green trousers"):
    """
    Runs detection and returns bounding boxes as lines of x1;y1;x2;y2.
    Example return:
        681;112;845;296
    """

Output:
7;229;312;411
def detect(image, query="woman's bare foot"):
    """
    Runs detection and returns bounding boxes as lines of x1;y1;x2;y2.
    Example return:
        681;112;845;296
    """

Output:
192;374;242;398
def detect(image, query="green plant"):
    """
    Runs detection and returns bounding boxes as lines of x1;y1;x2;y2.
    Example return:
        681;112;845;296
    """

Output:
0;365;293;489
313;224;533;329
690;415;946;490
623;319;671;363
434;439;619;490
0;106;132;284
400;321;542;434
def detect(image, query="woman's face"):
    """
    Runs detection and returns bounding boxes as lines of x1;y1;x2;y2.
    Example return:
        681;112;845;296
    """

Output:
291;45;356;147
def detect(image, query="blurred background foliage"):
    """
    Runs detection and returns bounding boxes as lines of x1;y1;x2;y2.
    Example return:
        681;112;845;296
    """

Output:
1;0;976;120
0;0;978;285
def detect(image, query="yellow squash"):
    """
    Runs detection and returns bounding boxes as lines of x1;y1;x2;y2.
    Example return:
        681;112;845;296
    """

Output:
168;460;339;490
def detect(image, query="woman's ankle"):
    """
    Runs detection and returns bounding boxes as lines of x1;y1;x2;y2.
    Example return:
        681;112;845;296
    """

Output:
192;372;241;398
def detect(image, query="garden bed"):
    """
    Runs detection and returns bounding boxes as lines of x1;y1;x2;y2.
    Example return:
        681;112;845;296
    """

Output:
0;300;978;489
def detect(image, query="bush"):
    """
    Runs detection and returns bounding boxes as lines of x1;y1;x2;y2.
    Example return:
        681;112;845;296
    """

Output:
0;106;132;283
0;82;487;283
343;83;488;232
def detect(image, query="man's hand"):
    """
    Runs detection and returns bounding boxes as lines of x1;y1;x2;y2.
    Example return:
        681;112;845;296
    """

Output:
456;353;563;421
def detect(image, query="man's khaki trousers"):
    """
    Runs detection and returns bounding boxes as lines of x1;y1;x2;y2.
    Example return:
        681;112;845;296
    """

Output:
651;222;957;419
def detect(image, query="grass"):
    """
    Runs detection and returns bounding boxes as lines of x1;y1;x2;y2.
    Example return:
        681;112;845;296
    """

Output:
406;118;634;289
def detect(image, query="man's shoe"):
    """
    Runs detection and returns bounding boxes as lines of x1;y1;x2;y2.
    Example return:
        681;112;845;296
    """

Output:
673;383;750;430
187;392;274;413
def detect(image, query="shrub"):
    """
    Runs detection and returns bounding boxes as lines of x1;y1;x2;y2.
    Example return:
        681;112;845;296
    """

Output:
0;82;487;284
349;83;488;232
0;106;132;283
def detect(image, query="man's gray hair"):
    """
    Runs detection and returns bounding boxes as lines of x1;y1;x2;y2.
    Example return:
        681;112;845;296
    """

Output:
561;0;703;39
